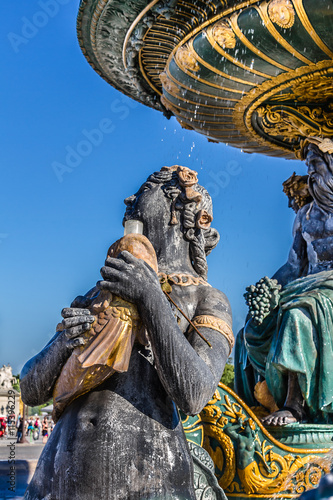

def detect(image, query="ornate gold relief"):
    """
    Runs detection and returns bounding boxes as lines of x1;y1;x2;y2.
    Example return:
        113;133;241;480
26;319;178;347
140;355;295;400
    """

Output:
256;104;333;142
268;0;295;29
175;45;200;73
272;73;333;103
292;75;333;103
198;385;332;498
232;60;333;158
212;20;236;49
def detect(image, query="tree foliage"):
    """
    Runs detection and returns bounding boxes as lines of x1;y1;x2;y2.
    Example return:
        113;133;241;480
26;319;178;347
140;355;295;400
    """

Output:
221;362;234;389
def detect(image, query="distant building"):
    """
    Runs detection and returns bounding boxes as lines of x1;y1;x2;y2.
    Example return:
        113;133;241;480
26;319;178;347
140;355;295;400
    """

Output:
0;364;20;418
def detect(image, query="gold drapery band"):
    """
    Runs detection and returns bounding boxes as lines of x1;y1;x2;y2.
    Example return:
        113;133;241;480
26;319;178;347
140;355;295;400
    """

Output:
189;315;234;353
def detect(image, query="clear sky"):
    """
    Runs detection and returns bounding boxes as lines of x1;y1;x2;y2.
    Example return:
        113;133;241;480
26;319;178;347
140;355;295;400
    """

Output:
1;1;306;374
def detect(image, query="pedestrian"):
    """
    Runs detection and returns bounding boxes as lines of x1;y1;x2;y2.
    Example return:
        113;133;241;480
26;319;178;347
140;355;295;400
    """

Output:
42;417;48;444
16;417;23;443
34;417;40;439
27;418;34;437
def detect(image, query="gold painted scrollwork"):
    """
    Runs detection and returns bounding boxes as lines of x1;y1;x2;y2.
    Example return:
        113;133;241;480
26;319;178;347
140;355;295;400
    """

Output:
232;60;333;158
256;104;333;142
211;20;236;49
268;0;295;29
199;386;332;498
203;425;236;490
292;76;333;103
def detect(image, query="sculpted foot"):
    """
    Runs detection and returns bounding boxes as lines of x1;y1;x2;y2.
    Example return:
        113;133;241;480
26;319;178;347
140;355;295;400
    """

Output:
261;406;304;426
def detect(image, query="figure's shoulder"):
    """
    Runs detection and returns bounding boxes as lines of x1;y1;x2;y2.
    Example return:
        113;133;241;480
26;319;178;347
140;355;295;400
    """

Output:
195;284;232;327
297;202;314;221
291;203;312;234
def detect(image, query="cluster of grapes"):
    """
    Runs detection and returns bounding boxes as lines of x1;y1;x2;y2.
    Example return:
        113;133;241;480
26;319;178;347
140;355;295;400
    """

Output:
244;276;281;325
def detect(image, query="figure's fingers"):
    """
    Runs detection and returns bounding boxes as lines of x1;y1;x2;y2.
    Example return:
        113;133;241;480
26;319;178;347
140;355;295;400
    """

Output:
119;251;157;277
117;250;138;264
261;416;271;425
100;266;123;281
96;281;125;300
97;280;119;293
62;315;95;329
104;256;128;269
61;308;91;318
142;259;158;275
67;337;87;349
65;323;92;338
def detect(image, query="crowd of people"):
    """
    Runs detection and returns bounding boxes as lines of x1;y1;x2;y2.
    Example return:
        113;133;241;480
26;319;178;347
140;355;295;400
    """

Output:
0;414;54;443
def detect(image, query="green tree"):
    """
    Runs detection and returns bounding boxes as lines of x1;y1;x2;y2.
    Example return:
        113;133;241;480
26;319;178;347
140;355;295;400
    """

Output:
13;374;20;392
221;360;234;389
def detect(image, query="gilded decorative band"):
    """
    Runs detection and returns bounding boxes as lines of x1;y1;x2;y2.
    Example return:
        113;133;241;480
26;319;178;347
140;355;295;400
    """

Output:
189;315;234;352
158;272;210;287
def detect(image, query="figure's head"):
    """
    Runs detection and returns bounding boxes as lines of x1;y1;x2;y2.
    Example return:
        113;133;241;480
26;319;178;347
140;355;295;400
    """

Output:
304;143;333;211
123;165;220;279
282;172;312;213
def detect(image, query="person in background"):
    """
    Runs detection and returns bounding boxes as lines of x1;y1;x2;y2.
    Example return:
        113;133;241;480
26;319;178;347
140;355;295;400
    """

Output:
17;417;23;443
0;418;6;438
34;417;40;439
42;417;48;444
27;418;34;437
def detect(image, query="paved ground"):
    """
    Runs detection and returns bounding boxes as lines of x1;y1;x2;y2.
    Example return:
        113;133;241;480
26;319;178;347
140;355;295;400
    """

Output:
0;434;44;499
0;435;44;461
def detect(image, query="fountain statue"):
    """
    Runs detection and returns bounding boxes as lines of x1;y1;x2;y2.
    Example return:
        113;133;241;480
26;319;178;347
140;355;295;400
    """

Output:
18;0;333;497
0;364;16;390
177;140;333;500
20;165;233;499
235;139;333;426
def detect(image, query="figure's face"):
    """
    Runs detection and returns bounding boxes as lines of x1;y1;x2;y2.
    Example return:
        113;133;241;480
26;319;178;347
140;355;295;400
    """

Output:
306;148;331;189
123;180;170;232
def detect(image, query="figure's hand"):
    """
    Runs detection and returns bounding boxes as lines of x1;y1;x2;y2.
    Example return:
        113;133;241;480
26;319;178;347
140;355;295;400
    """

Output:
58;308;95;350
98;251;160;304
244;277;281;325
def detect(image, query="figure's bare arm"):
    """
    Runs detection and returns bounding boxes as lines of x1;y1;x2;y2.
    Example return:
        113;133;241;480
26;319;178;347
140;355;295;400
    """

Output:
272;209;308;287
100;253;231;415
140;286;232;415
20;308;95;406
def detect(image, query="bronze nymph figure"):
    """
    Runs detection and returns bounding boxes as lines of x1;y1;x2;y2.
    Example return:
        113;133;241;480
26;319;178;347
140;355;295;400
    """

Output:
21;165;232;500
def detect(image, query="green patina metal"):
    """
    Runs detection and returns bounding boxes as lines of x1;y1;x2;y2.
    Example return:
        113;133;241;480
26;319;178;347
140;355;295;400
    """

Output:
242;270;333;422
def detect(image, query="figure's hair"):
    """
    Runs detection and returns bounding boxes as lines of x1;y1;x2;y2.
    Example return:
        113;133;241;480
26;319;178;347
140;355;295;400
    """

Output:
282;172;312;213
141;167;220;280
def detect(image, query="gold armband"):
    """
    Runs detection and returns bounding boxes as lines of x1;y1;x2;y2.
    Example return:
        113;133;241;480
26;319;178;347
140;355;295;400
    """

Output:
189;315;234;354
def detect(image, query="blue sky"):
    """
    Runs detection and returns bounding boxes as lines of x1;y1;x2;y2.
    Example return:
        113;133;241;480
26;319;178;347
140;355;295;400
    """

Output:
1;1;306;374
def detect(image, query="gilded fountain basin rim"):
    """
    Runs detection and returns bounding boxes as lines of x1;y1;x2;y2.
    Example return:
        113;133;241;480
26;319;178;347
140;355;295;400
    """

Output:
77;0;333;159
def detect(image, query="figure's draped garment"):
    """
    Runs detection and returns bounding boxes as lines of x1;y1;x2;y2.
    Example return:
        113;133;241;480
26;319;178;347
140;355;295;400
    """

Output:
243;270;333;420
